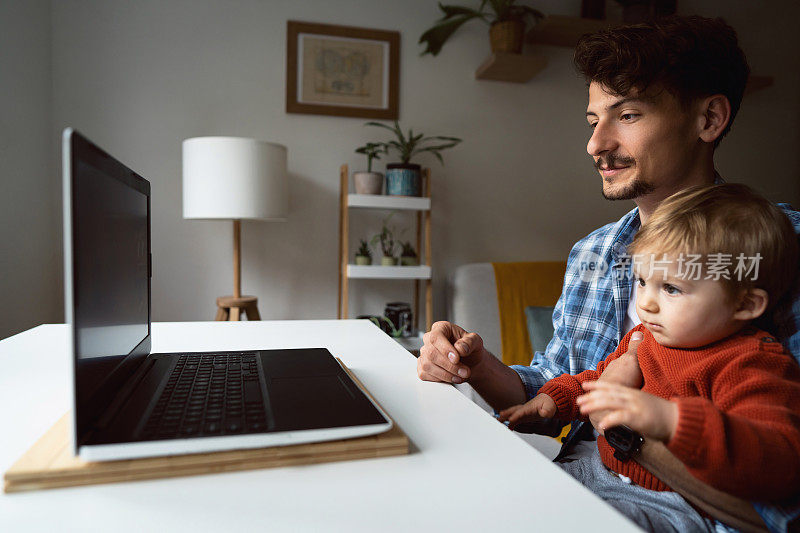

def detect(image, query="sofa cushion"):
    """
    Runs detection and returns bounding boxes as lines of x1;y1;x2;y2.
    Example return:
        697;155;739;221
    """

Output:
525;305;556;354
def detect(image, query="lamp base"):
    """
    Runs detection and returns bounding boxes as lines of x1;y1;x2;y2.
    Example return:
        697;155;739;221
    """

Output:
215;296;261;321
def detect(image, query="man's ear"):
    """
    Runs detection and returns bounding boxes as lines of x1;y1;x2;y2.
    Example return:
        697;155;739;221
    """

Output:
697;94;732;144
733;288;769;321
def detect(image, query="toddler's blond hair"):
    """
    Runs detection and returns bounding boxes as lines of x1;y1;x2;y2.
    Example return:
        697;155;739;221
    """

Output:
628;184;797;308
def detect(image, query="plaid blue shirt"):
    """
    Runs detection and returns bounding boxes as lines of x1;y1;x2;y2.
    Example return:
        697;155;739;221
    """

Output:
511;202;800;533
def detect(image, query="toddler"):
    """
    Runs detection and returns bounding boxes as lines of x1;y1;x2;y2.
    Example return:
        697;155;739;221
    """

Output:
499;184;800;531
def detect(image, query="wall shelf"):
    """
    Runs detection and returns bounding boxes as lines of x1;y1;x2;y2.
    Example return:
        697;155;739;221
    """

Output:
475;52;547;83
527;15;616;47
745;75;774;95
515;14;774;95
347;265;432;280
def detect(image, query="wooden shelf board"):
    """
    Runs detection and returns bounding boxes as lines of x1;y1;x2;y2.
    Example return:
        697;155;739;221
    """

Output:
745;75;774;95
527;15;617;47
475;52;547;83
348;194;430;211
347;265;432;280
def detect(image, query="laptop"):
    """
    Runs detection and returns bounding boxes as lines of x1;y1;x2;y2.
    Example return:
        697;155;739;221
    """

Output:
62;128;392;462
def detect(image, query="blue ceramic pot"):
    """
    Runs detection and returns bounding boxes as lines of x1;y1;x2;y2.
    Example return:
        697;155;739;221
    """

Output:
385;163;421;196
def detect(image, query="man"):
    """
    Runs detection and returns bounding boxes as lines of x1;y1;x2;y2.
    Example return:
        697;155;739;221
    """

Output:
417;15;800;532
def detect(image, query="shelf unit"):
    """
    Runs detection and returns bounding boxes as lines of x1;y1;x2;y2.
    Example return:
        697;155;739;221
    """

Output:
338;164;433;332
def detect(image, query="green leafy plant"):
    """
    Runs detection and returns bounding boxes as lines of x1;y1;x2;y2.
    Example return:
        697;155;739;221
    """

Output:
356;239;372;259
419;0;544;57
400;241;417;258
354;142;386;172
370;213;398;257
365;121;461;165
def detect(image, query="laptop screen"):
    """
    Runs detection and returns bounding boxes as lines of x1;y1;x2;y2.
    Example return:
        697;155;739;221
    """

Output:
65;129;152;443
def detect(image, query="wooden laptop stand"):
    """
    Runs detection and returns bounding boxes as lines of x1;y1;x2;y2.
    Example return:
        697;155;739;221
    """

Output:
4;362;408;493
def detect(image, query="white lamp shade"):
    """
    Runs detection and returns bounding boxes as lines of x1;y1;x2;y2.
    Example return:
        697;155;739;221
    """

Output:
182;137;288;220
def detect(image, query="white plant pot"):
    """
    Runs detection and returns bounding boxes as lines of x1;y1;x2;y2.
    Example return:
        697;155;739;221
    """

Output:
380;256;397;266
354;172;384;195
355;255;371;265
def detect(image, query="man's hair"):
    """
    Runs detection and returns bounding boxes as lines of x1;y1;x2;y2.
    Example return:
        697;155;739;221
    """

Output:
628;184;798;308
574;15;750;147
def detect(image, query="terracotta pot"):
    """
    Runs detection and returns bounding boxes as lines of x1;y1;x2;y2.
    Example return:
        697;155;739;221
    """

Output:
353;171;383;194
380;256;397;266
355;255;371;265
489;20;525;54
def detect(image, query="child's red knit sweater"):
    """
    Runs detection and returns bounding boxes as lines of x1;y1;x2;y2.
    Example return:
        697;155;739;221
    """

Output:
538;323;800;501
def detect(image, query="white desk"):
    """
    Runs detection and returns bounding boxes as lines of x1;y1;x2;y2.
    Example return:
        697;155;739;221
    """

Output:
0;320;636;532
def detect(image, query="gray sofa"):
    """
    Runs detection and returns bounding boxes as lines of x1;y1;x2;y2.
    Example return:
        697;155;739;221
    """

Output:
448;263;562;459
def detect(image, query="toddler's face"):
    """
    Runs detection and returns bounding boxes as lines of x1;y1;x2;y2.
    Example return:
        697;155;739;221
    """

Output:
633;253;743;348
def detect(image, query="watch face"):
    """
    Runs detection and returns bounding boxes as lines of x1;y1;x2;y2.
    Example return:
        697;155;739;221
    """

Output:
607;426;635;450
605;425;643;461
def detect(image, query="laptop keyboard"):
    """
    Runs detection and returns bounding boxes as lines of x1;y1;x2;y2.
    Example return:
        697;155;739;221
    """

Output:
140;353;269;441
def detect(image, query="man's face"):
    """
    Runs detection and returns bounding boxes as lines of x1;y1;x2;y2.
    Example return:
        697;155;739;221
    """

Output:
585;82;699;201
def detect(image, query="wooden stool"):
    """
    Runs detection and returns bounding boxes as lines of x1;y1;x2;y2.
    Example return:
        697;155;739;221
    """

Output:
215;296;261;321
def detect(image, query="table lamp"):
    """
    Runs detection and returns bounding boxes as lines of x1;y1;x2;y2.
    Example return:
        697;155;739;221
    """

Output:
182;137;288;320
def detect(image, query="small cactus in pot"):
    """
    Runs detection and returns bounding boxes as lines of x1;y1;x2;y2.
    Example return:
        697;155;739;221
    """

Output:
355;239;372;265
400;241;419;266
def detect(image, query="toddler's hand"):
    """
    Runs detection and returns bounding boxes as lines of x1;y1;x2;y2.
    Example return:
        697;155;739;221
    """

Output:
497;393;557;431
577;381;678;442
589;331;644;430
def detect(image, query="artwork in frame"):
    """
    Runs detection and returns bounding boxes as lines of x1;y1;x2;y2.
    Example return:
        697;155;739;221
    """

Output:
286;21;400;120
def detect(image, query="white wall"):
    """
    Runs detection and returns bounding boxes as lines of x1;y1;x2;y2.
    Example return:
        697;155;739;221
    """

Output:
2;0;799;337
0;0;58;339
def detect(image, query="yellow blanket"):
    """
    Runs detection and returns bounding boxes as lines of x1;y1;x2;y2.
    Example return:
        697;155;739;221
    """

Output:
491;261;567;366
492;261;569;442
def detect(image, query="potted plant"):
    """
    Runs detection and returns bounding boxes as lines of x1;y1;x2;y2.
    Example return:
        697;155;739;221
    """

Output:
353;142;386;195
365;120;461;197
370;214;398;265
419;0;544;57
400;241;419;266
355;239;372;265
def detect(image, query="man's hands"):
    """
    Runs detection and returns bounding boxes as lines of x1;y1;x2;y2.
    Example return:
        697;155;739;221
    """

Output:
577;381;678;442
599;331;644;389
417;321;489;384
496;393;557;431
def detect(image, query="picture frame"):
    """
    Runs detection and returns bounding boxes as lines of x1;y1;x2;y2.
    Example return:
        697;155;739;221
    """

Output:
286;21;400;120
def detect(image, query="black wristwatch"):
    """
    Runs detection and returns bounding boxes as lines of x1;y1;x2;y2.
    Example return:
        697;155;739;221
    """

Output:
605;425;644;462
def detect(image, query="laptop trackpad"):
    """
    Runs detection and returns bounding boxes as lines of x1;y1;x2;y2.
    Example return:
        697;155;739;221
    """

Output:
269;375;383;431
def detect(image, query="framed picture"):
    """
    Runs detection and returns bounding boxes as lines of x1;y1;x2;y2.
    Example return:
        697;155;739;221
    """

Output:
286;21;400;120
